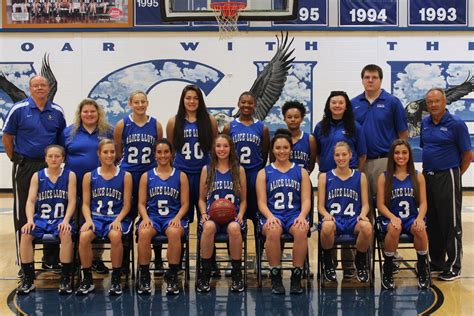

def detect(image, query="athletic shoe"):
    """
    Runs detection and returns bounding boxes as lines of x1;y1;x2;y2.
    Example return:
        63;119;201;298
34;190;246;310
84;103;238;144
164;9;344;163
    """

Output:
17;276;35;295
270;268;285;295
137;272;151;295
109;275;122;295
76;278;95;295
196;277;211;293
343;269;355;279
290;268;303;294
381;261;395;290
230;269;244;293
165;272;180;295
58;275;72;294
323;261;337;282
17;268;24;279
439;271;460;281
42;262;62;274
92;259;109;275
392;261;400;275
355;260;369;283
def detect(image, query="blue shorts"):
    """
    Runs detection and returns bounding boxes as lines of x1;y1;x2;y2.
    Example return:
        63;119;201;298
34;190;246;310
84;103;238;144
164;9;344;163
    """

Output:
88;216;132;239
29;217;76;239
245;168;260;222
137;214;189;237
318;216;358;235
186;172;201;223
259;213;305;233
199;218;246;235
378;215;423;235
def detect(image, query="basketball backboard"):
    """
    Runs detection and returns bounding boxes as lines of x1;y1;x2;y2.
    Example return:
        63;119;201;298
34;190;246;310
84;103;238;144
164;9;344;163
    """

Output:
160;0;298;21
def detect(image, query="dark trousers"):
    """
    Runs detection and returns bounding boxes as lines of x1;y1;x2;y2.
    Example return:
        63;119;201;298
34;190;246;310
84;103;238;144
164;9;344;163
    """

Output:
424;168;463;273
12;158;59;265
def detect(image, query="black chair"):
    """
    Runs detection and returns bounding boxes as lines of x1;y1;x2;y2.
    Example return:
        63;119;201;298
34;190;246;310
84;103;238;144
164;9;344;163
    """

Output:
31;233;78;288
143;233;191;288
195;227;248;289
317;232;374;287
256;209;314;289
373;215;431;283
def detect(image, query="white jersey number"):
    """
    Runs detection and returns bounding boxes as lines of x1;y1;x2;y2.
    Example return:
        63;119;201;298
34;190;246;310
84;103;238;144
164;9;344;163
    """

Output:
239;146;251;164
274;192;294;210
329;203;355;217
157;200;169;216
40;203;65;219
213;194;235;204
182;142;204;160
127;146;152;164
398;201;410;219
96;200;114;215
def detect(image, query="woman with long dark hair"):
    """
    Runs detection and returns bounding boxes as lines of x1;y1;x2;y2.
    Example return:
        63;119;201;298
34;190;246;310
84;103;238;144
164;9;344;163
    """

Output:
376;139;429;290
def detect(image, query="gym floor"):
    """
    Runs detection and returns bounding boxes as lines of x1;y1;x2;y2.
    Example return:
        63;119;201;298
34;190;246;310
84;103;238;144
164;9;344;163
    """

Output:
1;192;473;315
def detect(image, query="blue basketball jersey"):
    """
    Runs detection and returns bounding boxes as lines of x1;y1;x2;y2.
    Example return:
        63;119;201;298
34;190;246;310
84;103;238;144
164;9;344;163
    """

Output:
325;169;362;219
389;172;419;219
205;168;240;213
265;163;302;219
90;167;126;217
120;115;158;173
35;168;70;220
290;132;311;171
229;118;264;171
146;168;182;220
173;120;210;174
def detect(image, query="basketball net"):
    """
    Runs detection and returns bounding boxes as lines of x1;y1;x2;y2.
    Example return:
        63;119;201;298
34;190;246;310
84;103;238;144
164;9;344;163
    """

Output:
210;2;247;39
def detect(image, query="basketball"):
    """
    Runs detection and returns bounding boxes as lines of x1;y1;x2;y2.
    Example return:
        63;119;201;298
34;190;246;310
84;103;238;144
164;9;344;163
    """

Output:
209;198;236;225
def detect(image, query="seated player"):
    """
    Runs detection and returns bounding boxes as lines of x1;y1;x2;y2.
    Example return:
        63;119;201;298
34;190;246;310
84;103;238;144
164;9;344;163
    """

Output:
17;145;77;295
76;139;132;296
196;134;247;293
256;129;311;295
136;139;189;295
318;141;372;283
377;139;430;290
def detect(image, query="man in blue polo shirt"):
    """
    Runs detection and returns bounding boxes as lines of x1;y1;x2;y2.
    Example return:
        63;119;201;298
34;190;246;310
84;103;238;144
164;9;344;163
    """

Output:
352;64;408;196
2;75;66;272
421;88;471;281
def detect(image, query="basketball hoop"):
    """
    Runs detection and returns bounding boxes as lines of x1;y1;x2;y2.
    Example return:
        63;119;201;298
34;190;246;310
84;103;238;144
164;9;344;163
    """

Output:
210;1;247;38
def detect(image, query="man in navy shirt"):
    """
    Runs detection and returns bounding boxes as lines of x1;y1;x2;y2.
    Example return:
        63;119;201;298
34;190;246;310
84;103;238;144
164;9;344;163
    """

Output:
352;64;408;196
421;88;471;281
2;75;66;271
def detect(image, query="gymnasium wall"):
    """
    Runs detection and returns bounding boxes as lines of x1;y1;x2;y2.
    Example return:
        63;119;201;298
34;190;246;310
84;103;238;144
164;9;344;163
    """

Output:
0;32;473;189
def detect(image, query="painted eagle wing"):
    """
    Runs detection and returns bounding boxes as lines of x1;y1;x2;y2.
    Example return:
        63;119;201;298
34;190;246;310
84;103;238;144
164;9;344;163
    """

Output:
0;72;27;103
248;32;295;121
41;54;58;102
445;76;474;104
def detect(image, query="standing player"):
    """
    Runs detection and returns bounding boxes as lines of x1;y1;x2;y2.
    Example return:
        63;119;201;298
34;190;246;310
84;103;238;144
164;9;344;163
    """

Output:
136;139;189;295
114;90;163;273
318;141;372;283
76;139;132;296
377;139;430;289
223;91;270;237
60;98;113;275
256;129;311;295
17;145;76;295
166;84;218;224
196;134;247;293
281;100;316;173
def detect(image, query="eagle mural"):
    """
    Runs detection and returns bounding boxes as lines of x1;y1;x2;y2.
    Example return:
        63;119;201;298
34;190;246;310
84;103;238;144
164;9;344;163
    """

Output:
405;75;474;137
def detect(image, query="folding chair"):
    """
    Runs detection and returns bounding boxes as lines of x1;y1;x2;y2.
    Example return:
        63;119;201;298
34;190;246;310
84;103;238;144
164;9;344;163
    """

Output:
256;209;313;288
143;233;191;288
195;228;248;289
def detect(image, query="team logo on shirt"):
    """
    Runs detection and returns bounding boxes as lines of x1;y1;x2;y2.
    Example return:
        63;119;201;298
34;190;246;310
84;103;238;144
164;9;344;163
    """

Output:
440;127;448;132
376;104;385;108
